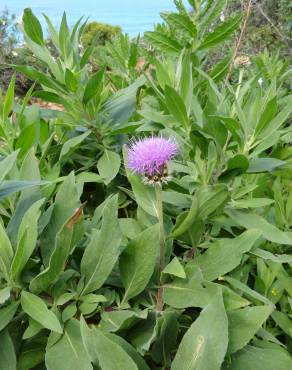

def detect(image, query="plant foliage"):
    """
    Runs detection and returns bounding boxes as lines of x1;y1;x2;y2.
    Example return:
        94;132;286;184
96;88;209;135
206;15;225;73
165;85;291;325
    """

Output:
0;1;291;369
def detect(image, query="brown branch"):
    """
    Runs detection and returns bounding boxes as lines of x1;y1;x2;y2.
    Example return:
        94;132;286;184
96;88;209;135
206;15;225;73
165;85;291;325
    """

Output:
225;0;253;83
255;2;292;52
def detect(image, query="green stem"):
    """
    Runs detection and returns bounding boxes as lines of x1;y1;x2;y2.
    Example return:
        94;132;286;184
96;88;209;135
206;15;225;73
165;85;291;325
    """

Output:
155;185;165;311
236;68;244;99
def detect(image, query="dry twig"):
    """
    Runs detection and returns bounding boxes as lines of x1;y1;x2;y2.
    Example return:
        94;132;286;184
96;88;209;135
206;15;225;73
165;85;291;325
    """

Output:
225;0;253;83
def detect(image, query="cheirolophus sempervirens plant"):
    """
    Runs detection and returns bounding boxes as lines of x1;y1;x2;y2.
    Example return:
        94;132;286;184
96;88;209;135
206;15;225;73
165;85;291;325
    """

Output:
127;136;178;310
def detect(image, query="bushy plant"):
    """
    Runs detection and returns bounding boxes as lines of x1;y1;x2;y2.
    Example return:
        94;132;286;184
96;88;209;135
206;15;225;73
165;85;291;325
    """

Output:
81;21;122;47
0;2;291;370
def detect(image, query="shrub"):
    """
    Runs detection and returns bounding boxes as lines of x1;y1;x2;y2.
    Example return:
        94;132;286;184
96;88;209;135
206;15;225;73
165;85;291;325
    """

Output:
0;3;291;370
81;21;122;47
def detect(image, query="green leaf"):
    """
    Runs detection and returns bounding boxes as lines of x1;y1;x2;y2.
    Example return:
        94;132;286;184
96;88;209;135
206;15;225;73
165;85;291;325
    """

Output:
30;207;80;293
152;310;179;365
164;267;249;310
0;223;13;281
128;312;159;355
10;199;44;282
0;150;19;182
103;76;146;124
3;74;15;120
100;310;147;333
226;210;292;245
199;15;241;50
171;289;228;370
0;301;19;331
247;158;286;173
271;310;292;337
43;13;59;48
80;317;138;370
119;218;143;239
196;184;229;219
12;65;66;93
65;69;78;92
23;8;44;45
105;333;150;370
15;123;37;159
231;198;274;209
164;272;213;309
81;195;121;295
228;305;274;354
224;346;292;370
163;257;186;278
120;224;159;302
257;96;292;139
144;32;181;54
124;146;158;217
227;154;249;172
59;131;90;161
21;291;63;333
97;150;121;185
207;282;250;311
167;13;197;37
223;276;273;306
83;70;104;104
191;229;261;281
80;46;94;69
126;176;156;217
213;115;242;144
251;248;292;263
0;181;49;201
33;90;63;104
41;172;80;265
165;85;189;128
200;0;226;32
255;97;278;136
17;346;44;370
46;319;92;370
171;196;198;238
152;58;172;89
0;287;11;304
178;51;193;113
23;319;43;339
0;330;16;370
59;12;70;58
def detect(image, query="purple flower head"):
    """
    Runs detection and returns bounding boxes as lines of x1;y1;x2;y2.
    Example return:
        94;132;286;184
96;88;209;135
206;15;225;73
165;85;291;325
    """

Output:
127;136;178;179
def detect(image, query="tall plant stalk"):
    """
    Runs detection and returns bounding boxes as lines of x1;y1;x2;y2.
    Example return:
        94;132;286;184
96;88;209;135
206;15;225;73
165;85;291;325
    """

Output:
155;185;165;311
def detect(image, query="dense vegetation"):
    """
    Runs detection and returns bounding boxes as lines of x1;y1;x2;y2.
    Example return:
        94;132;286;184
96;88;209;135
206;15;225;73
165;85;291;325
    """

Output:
0;1;291;369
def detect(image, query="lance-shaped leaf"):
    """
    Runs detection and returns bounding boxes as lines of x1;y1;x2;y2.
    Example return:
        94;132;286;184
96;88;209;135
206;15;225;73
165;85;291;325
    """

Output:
81;194;121;295
41;172;80;265
199;15;241;50
172;289;228;370
0;330;16;370
30;205;83;293
10;199;44;283
120;224;159;302
97;149;121;185
228;305;274;354
23;8;44;45
80;317;138;370
226;209;292;245
0;301;20;331
224;346;292;370
46;319;92;370
21;291;62;333
0;223;13;281
190;229;261;281
144;32;181;54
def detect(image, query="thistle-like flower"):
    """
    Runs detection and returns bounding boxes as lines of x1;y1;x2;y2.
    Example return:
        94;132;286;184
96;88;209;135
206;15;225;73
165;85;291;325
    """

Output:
127;136;178;185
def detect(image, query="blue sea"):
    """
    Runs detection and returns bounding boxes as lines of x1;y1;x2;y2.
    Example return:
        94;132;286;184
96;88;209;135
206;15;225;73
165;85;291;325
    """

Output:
0;0;189;36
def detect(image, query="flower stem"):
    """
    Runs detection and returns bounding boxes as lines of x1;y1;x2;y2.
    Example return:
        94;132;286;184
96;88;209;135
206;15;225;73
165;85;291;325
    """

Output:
155;185;165;311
